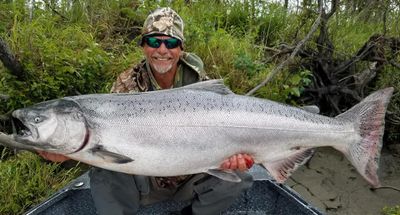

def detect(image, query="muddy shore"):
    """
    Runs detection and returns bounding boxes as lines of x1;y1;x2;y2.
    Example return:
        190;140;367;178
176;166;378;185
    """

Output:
289;147;400;215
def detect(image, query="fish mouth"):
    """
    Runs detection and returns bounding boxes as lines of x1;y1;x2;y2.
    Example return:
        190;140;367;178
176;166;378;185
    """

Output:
12;117;35;140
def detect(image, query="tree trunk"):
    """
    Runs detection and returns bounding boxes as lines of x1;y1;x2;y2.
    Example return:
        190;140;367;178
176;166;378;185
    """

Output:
29;0;35;22
0;37;25;80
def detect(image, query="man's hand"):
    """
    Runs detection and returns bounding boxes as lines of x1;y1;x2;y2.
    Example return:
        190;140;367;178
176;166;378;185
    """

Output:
220;153;254;171
37;151;70;163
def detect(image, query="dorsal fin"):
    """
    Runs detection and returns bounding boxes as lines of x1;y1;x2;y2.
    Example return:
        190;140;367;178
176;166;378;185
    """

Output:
262;148;314;183
301;105;320;114
181;79;233;95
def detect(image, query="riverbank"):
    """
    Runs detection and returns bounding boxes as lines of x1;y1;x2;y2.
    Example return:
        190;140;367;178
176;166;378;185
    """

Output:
289;147;400;215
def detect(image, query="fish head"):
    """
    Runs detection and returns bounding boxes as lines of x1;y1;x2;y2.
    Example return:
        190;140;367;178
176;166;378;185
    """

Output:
12;99;88;154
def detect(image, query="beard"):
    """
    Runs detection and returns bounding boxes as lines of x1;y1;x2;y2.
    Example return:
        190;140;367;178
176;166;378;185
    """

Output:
152;63;173;74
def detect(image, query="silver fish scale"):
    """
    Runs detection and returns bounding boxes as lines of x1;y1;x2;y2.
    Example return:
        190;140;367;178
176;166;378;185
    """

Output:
10;84;392;185
67;88;353;176
71;89;343;129
67;88;356;176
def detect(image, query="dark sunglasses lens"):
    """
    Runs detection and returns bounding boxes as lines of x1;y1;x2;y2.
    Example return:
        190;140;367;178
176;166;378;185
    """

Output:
164;38;180;49
146;37;161;48
145;37;180;49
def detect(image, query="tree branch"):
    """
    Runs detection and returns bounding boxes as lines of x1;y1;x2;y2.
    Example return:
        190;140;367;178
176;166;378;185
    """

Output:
326;0;338;19
0;37;25;80
44;0;68;20
246;12;322;96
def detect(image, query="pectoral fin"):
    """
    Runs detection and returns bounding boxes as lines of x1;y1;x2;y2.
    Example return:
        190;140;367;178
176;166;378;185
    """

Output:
206;169;242;182
262;148;314;183
91;145;134;164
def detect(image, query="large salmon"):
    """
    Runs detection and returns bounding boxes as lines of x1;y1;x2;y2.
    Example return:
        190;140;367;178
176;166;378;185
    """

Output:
10;80;393;187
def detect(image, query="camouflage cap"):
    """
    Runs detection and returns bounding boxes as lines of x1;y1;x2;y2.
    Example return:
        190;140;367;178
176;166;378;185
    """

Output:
139;7;185;45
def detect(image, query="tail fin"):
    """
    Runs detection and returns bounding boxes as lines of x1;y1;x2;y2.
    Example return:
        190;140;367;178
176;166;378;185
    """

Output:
335;87;394;188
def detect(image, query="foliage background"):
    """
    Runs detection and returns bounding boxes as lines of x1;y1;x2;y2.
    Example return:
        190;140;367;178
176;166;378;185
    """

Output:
0;0;399;214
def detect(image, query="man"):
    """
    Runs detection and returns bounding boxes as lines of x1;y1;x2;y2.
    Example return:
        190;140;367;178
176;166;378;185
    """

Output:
40;7;254;215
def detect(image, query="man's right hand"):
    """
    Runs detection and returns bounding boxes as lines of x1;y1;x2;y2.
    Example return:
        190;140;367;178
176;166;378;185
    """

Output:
37;151;70;163
220;153;254;171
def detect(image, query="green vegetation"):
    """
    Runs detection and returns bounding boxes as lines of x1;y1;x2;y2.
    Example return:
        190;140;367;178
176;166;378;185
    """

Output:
0;0;399;214
383;205;400;215
0;151;81;215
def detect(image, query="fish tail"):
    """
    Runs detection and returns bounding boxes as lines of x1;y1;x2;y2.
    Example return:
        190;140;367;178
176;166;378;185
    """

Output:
335;87;394;188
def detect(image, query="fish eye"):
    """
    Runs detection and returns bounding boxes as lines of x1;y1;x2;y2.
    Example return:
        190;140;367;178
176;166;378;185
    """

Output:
34;116;41;123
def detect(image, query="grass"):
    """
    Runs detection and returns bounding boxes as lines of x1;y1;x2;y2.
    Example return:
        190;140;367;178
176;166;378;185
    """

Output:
383;206;400;215
0;151;82;215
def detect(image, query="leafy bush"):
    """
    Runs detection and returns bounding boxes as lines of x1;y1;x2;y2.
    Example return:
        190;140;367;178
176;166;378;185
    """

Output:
375;65;400;143
0;17;138;115
3;18;108;102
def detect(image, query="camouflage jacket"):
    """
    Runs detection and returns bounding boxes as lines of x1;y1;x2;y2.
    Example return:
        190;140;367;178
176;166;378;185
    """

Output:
111;52;207;93
110;52;207;189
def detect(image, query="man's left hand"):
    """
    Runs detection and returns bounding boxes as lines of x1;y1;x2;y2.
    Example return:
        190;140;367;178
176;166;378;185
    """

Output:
220;153;254;171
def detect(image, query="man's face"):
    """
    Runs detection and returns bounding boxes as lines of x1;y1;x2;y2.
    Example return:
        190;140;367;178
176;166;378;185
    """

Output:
143;35;182;74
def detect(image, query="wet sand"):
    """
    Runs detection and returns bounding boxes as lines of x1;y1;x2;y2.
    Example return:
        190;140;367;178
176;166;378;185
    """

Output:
288;147;400;215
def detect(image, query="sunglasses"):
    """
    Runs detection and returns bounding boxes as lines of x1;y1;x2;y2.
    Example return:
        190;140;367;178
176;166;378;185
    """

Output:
144;37;181;49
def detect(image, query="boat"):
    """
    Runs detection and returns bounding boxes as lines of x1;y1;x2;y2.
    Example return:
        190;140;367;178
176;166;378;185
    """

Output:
25;165;323;215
